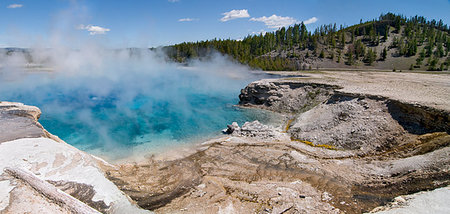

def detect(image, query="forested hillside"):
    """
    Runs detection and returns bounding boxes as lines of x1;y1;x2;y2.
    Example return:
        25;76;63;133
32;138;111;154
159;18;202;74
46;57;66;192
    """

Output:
163;13;450;71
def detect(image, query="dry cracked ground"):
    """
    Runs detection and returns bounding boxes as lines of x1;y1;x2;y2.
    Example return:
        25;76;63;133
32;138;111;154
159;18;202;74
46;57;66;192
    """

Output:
105;71;450;214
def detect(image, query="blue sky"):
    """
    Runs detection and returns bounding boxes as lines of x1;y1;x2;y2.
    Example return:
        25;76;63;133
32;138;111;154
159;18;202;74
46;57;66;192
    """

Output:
0;0;449;48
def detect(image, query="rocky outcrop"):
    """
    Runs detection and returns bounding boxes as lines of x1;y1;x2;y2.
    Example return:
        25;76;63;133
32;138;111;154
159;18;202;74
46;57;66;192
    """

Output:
239;79;337;113
0;102;46;143
0;102;150;214
0;101;64;144
288;94;412;153
239;79;450;155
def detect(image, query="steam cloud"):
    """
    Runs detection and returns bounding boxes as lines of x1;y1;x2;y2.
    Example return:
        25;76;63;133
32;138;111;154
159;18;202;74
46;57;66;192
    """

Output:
0;47;268;161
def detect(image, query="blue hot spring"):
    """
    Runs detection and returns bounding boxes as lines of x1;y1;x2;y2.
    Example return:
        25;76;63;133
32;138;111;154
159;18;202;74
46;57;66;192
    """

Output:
0;50;279;161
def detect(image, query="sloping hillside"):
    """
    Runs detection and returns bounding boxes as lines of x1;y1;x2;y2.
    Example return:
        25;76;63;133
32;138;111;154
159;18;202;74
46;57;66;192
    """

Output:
164;13;450;71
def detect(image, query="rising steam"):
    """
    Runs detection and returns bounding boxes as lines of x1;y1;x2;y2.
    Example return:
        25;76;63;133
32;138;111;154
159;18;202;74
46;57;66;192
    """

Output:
0;47;271;161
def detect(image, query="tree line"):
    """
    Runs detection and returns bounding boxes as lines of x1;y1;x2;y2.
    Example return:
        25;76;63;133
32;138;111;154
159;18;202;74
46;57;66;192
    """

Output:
163;13;450;71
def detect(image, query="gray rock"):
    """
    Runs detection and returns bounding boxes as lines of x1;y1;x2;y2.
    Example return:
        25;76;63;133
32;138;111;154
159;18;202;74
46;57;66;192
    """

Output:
225;120;283;140
0;102;46;144
223;122;240;134
239;79;338;113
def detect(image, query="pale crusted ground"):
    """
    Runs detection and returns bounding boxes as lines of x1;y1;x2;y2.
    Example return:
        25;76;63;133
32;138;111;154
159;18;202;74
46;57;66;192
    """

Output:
271;71;450;111
369;186;450;214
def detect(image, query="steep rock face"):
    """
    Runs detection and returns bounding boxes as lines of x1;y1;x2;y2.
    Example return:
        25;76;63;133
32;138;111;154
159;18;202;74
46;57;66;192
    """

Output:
0;102;150;214
387;100;450;134
239;79;337;113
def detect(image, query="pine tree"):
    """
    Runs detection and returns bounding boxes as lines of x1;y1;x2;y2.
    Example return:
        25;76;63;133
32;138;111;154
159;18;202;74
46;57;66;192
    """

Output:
381;47;387;61
364;48;376;65
300;22;307;42
341;33;346;47
425;38;433;56
383;26;389;41
406;39;418;56
286;27;293;47
435;43;444;57
347;51;354;65
319;49;325;58
416;52;424;66
354;39;365;57
428;57;439;70
293;24;300;44
337;50;342;63
369;27;376;44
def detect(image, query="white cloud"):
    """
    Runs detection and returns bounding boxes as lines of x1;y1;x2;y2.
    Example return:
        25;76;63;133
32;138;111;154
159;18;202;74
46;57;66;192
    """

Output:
220;9;250;22
250;15;319;29
250;15;297;29
7;4;23;9
303;17;318;25
77;24;110;35
251;29;266;35
178;18;197;22
168;0;179;2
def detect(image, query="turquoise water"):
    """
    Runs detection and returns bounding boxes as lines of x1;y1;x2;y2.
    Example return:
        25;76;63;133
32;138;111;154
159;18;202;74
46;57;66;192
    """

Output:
0;55;277;160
